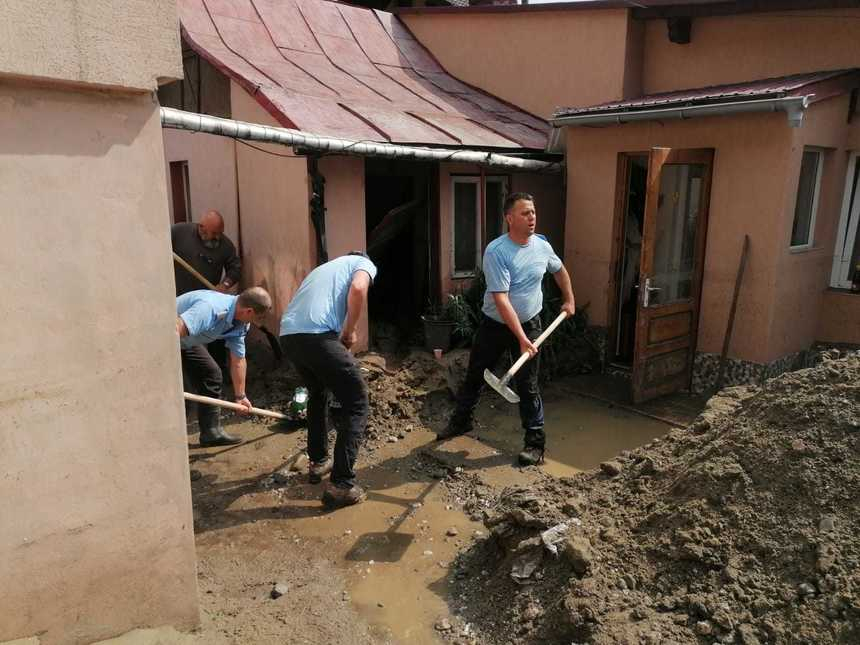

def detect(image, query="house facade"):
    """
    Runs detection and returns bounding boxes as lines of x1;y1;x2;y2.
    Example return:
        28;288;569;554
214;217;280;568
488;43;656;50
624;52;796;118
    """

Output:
401;0;860;399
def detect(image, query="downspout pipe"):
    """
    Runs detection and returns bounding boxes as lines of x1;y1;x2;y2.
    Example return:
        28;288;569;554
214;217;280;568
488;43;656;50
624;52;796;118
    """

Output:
161;107;562;173
550;95;812;129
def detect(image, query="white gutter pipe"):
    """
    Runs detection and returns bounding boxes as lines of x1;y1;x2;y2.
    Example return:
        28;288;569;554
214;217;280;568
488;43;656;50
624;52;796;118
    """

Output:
550;95;812;129
160;107;562;173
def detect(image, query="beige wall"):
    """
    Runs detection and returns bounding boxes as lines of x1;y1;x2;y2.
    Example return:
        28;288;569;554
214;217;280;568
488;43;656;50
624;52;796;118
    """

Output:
230;82;316;334
565;111;794;364
0;84;198;644
0;0;181;91
642;9;860;94
439;163;566;298
817;290;860;345
162;130;240;242
401;9;636;118
769;96;855;358
319;156;371;351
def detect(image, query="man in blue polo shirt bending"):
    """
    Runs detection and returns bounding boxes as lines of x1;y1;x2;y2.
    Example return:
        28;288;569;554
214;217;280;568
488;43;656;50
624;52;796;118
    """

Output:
177;287;272;446
280;252;377;508
438;193;576;466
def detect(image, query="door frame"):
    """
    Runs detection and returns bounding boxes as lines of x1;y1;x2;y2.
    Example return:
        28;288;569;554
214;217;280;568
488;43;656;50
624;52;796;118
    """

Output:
607;151;650;369
632;147;714;403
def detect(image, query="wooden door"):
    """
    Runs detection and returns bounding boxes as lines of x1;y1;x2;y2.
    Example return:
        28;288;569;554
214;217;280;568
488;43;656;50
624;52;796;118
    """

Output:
632;148;713;403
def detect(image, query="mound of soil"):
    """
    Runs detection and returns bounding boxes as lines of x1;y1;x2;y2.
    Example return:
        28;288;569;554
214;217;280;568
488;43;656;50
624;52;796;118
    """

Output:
450;352;860;645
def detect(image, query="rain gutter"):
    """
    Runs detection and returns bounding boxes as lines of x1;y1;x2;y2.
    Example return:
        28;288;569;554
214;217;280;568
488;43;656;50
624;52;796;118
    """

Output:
161;107;562;173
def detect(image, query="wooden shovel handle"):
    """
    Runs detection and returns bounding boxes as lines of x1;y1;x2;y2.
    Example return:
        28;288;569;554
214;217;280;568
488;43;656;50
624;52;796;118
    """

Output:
503;311;569;381
184;392;288;420
173;252;217;290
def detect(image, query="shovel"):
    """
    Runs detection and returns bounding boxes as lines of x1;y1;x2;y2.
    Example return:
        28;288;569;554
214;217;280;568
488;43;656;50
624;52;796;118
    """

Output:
184;392;288;420
484;311;569;404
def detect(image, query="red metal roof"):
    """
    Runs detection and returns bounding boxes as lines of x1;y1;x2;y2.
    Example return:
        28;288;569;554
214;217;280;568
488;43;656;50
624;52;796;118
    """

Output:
553;69;860;119
177;0;548;150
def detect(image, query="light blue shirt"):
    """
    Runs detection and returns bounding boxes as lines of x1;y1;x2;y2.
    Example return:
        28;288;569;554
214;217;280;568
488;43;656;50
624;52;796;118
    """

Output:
482;234;563;323
177;290;249;358
280;255;378;336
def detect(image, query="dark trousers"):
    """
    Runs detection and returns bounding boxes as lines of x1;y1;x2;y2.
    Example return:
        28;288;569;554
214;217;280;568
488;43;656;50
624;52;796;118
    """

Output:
280;333;369;488
451;314;545;448
181;345;222;431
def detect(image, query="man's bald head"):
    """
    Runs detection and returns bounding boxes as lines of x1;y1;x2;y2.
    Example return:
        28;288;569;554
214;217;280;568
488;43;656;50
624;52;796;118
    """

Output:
197;210;225;245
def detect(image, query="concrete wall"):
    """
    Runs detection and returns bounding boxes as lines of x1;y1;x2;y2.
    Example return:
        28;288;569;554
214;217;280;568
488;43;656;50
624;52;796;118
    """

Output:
162;130;239;242
439;163;566;298
565;111;794;364
0;0;181;91
230;82;316;334
401;8;637;118
642;9;860;94
0;83;198;644
319;156;370;351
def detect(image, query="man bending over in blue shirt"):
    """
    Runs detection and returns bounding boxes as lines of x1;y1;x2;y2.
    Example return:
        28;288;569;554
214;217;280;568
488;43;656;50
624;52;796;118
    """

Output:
437;193;576;466
177;287;272;446
280;252;377;508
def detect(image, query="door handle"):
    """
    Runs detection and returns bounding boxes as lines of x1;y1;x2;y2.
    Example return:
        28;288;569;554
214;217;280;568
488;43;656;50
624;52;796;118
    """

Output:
642;277;661;307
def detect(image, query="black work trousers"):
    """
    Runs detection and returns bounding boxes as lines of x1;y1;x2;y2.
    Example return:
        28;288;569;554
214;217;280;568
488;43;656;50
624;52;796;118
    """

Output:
280;333;369;488
181;345;222;431
450;314;546;449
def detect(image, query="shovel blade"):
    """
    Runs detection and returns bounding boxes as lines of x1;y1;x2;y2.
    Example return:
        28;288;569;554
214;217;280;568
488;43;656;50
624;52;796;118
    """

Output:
483;369;520;404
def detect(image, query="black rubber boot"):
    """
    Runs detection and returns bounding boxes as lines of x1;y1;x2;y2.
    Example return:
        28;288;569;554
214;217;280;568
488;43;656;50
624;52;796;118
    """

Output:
199;425;242;447
436;418;473;441
518;446;545;466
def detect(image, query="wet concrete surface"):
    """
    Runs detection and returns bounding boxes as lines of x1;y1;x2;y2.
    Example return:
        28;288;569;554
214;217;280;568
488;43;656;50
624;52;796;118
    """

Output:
185;373;692;643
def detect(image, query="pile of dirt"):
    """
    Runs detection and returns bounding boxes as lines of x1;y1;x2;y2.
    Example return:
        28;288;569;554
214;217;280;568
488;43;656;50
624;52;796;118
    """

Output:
448;352;860;645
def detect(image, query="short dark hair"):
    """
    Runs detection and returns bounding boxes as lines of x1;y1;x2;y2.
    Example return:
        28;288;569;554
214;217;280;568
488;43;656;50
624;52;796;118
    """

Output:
237;287;272;315
503;192;535;214
347;250;370;260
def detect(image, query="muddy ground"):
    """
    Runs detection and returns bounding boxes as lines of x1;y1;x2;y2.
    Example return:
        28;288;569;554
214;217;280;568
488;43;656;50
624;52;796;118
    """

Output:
448;351;860;645
182;340;673;644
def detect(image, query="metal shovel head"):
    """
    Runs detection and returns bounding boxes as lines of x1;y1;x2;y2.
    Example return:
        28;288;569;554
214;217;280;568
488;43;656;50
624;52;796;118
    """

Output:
484;369;520;404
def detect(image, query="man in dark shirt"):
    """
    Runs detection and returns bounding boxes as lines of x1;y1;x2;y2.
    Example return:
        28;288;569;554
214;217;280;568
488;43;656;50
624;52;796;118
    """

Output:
171;210;242;296
172;210;242;375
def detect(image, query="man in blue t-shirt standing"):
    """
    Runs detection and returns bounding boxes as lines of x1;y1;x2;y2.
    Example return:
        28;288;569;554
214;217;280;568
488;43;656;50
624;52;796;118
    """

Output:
438;193;576;466
280;252;377;507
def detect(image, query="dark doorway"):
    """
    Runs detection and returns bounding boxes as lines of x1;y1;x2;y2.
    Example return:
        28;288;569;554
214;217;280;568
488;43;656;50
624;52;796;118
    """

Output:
611;154;648;366
365;159;436;352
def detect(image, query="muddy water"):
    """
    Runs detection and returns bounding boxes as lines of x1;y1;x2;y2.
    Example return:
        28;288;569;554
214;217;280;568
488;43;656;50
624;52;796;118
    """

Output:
473;383;670;478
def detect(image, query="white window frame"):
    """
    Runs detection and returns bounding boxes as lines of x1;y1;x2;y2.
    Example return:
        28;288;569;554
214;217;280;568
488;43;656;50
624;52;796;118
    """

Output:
831;151;860;288
451;176;481;278
789;147;824;251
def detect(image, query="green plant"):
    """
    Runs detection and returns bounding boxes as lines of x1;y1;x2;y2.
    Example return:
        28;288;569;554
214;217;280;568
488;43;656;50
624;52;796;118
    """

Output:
443;270;486;346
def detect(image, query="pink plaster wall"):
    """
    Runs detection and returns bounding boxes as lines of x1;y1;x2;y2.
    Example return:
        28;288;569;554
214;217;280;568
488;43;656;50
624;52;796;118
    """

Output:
1;83;198;644
817;290;860;345
401;8;638;118
162;130;240;242
642;9;860;94
230;82;315;333
319;156;371;352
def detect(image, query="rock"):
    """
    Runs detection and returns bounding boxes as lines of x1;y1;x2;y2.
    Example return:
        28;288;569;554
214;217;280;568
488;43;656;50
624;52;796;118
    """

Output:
397;432;406;439
405;424;414;432
723;566;740;583
600;461;623;477
819;515;836;532
623;573;637;590
435;618;453;632
737;624;761;645
377;602;384;608
446;527;459;537
562;535;593;575
523;603;543;620
797;582;816;597
617;578;628;591
271;582;289;599
341;591;350;601
694;620;713;636
719;631;737;644
273;467;295;484
387;435;398;443
562;497;585;517
423;550;434;556
189;469;202;482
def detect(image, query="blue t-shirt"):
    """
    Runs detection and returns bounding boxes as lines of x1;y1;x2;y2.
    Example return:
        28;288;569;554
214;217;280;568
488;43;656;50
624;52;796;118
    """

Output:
482;234;563;323
177;290;249;358
280;255;378;335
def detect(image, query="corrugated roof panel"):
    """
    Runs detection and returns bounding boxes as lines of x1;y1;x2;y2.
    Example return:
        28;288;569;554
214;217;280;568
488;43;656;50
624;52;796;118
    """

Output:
177;0;549;149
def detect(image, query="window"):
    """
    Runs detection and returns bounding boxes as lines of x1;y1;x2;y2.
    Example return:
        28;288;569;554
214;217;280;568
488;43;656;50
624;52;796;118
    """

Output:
790;148;824;249
452;177;481;276
485;176;508;242
831;152;860;288
169;161;191;224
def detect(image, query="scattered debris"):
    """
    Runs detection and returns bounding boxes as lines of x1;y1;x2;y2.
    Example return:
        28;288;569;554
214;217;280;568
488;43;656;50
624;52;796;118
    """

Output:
270;582;289;599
